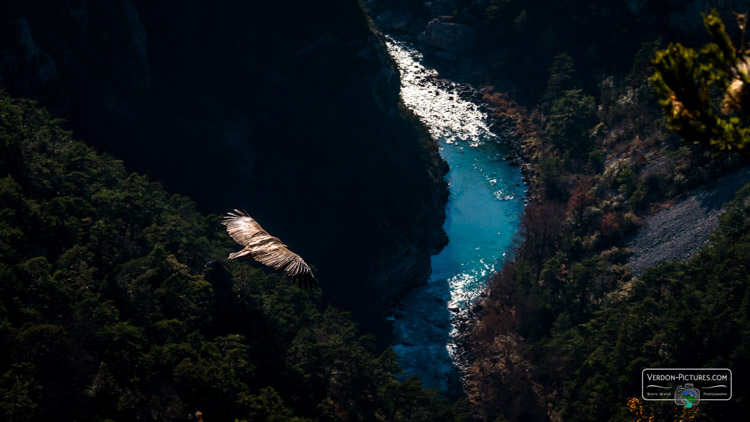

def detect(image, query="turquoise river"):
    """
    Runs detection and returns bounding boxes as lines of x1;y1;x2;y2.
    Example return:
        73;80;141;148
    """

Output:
386;37;526;392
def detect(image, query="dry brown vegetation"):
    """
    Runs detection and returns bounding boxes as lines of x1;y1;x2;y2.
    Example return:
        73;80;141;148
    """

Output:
465;41;749;421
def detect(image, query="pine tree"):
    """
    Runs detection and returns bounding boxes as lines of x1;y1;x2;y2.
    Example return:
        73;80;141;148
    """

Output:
651;10;750;158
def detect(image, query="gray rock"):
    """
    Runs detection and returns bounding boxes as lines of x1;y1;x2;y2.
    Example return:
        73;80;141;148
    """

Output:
391;10;413;32
375;11;394;30
627;167;750;276
418;18;477;53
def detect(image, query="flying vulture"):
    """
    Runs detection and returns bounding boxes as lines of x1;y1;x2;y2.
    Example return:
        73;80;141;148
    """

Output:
223;209;317;288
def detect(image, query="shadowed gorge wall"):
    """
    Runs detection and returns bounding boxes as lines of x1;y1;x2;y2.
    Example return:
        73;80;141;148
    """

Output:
0;0;448;334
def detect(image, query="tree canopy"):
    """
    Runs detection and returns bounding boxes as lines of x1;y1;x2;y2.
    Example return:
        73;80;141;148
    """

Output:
0;91;466;421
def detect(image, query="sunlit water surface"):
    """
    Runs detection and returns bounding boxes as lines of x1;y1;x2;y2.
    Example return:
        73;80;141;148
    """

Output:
386;37;525;392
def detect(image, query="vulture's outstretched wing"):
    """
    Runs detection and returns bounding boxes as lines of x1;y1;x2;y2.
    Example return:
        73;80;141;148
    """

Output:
223;209;316;288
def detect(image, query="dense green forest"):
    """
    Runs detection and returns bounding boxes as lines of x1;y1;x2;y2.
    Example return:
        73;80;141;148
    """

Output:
465;7;750;422
0;91;466;421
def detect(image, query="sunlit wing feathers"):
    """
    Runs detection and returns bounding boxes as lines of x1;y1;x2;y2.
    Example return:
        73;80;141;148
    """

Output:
223;209;316;288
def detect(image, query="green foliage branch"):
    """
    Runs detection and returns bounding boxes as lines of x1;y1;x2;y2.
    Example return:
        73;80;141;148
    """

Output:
652;10;750;158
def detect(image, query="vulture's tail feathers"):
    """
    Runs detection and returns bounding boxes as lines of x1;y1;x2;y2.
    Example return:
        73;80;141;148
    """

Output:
293;273;317;289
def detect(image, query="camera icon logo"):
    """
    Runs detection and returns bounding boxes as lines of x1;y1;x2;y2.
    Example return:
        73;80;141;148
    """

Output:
674;383;700;408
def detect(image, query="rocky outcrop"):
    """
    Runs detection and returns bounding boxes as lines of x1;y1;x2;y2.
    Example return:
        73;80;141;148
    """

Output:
366;1;482;54
418;17;477;53
0;0;448;338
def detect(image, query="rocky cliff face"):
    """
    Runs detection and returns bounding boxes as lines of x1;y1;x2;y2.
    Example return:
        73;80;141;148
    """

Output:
0;0;448;337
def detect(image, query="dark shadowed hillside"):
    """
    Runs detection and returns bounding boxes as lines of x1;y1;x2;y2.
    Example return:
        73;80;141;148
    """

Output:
0;91;467;421
0;0;448;335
